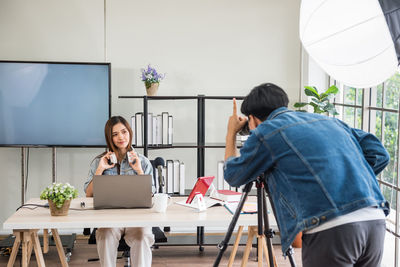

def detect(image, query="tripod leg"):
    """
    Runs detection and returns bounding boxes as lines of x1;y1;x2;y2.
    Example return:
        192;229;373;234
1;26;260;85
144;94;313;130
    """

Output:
240;226;256;267
214;182;253;267
263;179;297;267
260;188;274;267
228;225;244;267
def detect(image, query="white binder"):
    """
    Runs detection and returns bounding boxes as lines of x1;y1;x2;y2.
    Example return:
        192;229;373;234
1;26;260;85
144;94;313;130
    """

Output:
179;162;185;195
166;160;174;193
131;116;136;146
173;160;180;193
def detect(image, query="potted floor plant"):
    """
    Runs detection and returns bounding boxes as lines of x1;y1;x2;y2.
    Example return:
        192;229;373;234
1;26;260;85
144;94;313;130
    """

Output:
40;183;78;216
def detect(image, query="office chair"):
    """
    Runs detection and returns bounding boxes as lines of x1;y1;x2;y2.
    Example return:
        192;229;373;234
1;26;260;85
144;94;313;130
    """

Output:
84;158;168;267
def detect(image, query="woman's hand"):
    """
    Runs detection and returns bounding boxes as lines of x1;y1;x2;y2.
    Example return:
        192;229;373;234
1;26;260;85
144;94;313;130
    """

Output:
96;152;115;174
128;149;144;175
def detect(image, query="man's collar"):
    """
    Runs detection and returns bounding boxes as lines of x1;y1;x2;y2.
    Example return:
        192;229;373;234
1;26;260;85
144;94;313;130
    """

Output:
266;107;290;120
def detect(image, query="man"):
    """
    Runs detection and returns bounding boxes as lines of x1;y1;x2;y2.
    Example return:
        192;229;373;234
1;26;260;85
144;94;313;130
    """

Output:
224;83;389;267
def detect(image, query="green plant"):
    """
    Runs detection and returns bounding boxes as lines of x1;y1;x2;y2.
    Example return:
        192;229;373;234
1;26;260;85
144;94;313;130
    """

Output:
294;85;339;115
40;183;78;209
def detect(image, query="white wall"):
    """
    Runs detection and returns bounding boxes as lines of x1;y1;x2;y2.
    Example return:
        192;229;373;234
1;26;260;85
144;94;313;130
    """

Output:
0;0;301;233
300;47;329;103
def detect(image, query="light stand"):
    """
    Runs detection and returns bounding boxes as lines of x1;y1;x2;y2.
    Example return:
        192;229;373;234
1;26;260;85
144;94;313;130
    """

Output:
213;175;296;267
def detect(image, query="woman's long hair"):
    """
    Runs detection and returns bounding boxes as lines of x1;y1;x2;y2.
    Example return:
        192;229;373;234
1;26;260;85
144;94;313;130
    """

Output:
95;116;133;160
104;116;133;153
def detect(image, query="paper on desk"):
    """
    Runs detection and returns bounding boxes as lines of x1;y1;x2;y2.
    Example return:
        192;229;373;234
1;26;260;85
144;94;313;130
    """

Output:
175;197;223;209
224;202;258;214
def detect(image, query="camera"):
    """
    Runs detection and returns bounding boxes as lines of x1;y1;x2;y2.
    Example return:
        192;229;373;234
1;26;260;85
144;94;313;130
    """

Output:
127;152;135;163
238;121;250;136
108;153;117;165
108;150;136;165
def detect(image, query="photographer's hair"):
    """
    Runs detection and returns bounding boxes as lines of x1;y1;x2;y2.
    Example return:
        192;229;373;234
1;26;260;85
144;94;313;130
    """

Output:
104;116;133;152
241;83;289;121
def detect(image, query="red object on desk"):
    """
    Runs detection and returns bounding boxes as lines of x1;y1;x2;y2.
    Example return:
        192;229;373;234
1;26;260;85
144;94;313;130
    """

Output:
214;190;242;202
186;176;215;204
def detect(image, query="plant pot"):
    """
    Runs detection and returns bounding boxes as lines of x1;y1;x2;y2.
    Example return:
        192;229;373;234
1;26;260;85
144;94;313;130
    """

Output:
48;199;71;216
146;83;159;96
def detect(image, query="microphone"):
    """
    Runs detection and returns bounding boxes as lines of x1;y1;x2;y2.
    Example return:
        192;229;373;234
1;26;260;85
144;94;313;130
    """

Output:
154;157;165;193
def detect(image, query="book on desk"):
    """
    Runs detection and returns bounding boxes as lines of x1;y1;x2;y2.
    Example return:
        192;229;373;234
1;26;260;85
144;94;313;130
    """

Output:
210;189;242;202
224;202;258;215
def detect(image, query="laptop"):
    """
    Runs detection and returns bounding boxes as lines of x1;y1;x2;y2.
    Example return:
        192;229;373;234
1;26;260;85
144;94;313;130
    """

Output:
93;175;153;209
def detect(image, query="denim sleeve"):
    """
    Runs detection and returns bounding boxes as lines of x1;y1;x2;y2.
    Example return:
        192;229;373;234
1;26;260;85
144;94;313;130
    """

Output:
224;129;274;187
352;128;390;175
335;119;390;175
84;157;101;193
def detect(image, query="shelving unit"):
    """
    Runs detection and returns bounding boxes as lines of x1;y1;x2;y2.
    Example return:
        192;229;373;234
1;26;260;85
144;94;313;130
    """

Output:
119;94;245;250
118;95;245;178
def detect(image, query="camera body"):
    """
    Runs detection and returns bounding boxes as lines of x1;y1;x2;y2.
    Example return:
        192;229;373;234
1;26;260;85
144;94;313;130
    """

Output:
108;150;136;165
127;152;135;163
109;153;117;164
238;121;250;136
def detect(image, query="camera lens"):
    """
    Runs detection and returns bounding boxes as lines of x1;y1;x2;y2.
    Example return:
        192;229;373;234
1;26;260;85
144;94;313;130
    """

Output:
238;121;250;136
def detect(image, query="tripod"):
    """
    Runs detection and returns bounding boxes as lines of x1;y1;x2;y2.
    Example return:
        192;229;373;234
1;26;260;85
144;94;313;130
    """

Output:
213;175;297;267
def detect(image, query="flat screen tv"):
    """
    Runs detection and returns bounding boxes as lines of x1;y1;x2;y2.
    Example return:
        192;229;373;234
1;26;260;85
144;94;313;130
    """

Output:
0;61;110;147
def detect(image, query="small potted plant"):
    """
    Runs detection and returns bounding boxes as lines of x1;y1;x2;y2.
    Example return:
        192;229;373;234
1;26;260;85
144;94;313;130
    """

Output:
40;182;78;216
141;64;165;96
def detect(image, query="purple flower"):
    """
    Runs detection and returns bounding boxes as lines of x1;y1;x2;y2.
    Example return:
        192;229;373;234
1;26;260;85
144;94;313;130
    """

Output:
141;64;165;84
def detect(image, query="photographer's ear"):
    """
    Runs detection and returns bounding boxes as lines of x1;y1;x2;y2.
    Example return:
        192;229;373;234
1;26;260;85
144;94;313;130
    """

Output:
248;115;262;130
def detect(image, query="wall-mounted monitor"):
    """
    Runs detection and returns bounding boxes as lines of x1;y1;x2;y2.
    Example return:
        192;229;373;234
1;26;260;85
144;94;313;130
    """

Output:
0;61;111;147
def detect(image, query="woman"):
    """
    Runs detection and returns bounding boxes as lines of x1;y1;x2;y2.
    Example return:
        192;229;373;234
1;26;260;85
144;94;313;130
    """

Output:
84;116;155;267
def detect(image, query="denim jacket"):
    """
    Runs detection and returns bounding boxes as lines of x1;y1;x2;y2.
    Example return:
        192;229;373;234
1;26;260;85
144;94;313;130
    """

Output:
224;107;390;254
84;152;155;194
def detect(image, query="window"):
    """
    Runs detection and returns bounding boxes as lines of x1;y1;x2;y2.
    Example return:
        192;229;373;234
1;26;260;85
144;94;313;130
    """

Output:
331;72;400;266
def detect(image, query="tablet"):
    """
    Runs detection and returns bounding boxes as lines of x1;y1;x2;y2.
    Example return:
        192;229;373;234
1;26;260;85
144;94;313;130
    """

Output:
186;176;215;204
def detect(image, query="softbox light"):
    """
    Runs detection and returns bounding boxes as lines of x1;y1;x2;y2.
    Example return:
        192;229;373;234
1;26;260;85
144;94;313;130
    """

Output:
300;0;400;88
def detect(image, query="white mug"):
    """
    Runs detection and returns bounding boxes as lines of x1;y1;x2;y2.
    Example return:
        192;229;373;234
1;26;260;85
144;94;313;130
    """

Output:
152;193;171;213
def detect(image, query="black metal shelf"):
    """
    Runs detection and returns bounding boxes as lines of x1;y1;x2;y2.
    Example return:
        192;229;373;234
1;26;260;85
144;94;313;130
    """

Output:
203;143;244;148
118;95;245;100
147;143;198;149
119;96;200;100
120;94;246;177
137;143;243;149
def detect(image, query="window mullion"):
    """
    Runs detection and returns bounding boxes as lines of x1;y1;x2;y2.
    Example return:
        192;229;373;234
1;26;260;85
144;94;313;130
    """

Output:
362;88;369;131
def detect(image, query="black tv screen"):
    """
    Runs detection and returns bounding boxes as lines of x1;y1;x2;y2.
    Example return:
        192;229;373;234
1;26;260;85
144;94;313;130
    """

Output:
0;61;110;147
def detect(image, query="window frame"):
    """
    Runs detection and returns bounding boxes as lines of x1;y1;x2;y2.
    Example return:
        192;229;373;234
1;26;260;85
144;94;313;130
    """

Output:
330;77;400;266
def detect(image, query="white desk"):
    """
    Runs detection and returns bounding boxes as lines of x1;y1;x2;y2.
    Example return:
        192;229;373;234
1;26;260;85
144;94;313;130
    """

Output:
4;197;277;267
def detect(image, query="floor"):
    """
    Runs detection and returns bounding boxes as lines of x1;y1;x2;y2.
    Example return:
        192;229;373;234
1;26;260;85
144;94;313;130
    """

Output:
0;238;302;267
